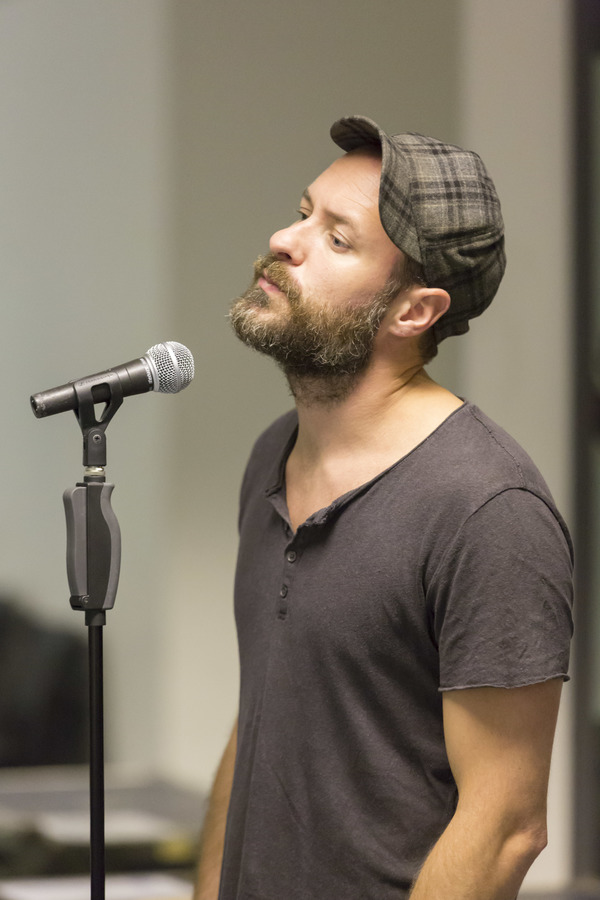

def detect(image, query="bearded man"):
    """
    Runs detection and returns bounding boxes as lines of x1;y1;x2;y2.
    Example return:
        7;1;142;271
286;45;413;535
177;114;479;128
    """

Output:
194;116;574;900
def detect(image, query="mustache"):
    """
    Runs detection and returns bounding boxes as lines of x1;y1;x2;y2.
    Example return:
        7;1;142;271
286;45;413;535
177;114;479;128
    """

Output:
252;253;302;302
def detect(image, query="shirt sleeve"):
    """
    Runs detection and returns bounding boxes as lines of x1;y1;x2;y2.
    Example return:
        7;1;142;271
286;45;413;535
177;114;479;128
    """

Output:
430;488;574;691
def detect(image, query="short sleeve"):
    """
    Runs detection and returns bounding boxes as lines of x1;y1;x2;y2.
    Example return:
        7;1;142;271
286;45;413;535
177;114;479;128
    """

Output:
430;488;574;691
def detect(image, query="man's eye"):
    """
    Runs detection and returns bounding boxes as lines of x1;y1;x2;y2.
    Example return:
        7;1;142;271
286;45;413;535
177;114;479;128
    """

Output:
296;208;310;221
331;234;350;250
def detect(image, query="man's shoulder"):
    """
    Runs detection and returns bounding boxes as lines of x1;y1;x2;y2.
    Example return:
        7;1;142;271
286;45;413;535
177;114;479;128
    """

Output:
433;402;552;494
403;401;569;543
405;403;574;583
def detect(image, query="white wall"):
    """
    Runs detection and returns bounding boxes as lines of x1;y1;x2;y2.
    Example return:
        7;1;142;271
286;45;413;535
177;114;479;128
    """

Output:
0;0;172;766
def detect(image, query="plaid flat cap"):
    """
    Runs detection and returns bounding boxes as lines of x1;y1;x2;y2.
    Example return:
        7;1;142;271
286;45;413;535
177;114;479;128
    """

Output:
330;115;506;343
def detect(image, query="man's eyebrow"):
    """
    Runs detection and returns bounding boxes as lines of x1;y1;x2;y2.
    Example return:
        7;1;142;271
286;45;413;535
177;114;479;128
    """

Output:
300;188;358;232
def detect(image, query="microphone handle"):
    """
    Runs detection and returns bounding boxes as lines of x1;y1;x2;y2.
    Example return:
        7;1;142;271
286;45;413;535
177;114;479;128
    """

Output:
30;357;153;418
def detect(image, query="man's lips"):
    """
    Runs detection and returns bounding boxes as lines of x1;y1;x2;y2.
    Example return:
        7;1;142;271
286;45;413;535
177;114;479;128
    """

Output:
258;272;286;296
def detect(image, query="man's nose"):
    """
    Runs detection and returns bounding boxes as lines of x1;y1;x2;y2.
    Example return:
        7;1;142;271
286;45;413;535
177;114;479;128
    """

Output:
269;222;305;265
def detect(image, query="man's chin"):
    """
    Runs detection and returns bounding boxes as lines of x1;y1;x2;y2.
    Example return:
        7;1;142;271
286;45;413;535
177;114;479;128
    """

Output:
234;285;270;311
229;295;285;351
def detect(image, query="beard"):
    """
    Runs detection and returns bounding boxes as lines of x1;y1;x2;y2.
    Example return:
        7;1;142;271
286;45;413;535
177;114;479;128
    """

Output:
229;253;403;404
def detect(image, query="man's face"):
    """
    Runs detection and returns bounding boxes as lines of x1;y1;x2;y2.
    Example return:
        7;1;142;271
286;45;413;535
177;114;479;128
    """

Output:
229;150;405;386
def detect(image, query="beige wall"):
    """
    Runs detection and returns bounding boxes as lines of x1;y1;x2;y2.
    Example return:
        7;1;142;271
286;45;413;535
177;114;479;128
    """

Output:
161;0;574;889
160;0;462;794
457;1;573;888
1;0;573;889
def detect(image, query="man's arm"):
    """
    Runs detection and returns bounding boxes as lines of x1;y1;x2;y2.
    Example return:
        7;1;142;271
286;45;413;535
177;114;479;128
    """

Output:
194;720;238;900
409;678;563;900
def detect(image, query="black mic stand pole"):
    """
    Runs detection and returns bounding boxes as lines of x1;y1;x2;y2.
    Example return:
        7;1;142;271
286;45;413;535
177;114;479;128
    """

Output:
63;376;124;900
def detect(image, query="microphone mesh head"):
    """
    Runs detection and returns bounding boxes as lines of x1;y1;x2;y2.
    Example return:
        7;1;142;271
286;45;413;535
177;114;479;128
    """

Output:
146;341;195;394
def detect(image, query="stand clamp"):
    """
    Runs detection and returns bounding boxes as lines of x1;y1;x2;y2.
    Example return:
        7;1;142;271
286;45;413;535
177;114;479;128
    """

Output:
62;375;123;620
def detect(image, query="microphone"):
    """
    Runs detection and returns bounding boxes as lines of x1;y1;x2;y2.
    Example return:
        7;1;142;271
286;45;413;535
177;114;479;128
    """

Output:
30;341;195;418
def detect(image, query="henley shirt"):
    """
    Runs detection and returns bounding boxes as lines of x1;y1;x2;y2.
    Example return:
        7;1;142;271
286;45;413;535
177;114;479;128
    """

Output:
219;402;574;900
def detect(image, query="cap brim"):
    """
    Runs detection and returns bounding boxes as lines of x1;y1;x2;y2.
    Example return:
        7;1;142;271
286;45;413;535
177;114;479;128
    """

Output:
330;115;385;153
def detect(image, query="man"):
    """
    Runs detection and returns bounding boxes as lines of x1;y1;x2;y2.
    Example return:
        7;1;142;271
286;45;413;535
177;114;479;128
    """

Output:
195;116;574;899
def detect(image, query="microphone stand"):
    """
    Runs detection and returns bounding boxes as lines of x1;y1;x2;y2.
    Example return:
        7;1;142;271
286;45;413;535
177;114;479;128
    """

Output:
62;376;124;900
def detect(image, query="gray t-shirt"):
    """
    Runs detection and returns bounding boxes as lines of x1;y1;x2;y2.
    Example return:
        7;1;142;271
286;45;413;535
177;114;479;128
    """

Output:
219;402;573;900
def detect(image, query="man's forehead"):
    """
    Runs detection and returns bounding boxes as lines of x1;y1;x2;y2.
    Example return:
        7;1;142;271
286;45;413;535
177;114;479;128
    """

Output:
315;147;382;184
305;151;383;218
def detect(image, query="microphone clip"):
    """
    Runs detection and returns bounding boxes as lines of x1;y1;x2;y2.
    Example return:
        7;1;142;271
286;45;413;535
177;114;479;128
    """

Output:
73;372;124;468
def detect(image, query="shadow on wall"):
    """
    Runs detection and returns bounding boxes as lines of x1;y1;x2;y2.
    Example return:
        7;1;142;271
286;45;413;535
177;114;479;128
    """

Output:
0;599;87;767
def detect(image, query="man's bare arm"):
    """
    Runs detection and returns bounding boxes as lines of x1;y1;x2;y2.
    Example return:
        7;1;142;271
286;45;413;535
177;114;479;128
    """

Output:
194;720;238;900
409;678;563;900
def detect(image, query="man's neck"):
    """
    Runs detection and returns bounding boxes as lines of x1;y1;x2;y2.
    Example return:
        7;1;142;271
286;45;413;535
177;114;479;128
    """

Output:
287;360;461;467
283;359;462;533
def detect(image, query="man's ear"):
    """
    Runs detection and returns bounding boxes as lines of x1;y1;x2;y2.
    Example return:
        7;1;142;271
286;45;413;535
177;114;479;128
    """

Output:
387;286;451;338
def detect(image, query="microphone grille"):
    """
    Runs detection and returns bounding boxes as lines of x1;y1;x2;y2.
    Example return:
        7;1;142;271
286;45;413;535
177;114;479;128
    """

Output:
145;341;195;394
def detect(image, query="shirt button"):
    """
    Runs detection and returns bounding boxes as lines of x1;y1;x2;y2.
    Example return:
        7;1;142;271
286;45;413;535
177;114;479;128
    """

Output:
280;585;288;598
286;551;297;563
